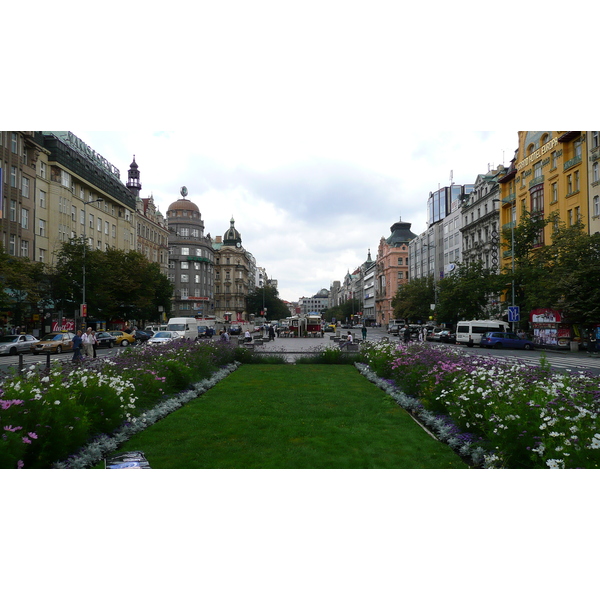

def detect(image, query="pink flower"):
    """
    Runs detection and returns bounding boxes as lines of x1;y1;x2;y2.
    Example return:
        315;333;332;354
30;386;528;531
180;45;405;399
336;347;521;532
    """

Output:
22;436;32;444
17;460;24;469
4;425;23;432
28;432;38;439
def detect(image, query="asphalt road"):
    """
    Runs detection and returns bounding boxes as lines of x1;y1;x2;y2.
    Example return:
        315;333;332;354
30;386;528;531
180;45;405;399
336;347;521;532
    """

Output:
2;330;599;376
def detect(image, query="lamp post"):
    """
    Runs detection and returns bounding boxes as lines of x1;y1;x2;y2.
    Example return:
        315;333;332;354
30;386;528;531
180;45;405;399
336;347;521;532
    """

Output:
422;242;437;310
81;197;104;313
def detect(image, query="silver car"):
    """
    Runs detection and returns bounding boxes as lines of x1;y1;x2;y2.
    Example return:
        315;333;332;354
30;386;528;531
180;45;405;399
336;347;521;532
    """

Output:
0;334;39;355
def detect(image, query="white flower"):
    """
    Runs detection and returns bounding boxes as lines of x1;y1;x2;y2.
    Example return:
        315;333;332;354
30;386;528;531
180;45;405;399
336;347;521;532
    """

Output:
546;458;565;469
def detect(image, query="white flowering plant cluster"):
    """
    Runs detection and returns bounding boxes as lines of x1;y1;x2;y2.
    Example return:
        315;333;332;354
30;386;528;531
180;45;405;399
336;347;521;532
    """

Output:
53;362;239;469
1;338;242;469
359;341;600;469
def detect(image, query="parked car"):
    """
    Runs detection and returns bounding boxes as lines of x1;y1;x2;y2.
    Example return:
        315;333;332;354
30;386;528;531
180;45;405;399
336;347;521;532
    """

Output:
0;334;39;355
108;330;136;347
134;329;153;344
427;328;443;342
324;324;335;332
147;331;181;345
32;332;75;354
228;325;242;336
480;331;535;350
388;324;400;336
95;331;117;348
197;325;215;338
439;330;456;344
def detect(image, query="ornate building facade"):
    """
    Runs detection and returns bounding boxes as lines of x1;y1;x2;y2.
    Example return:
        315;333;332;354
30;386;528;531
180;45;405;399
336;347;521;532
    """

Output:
375;218;417;326
166;188;215;318
125;157;170;276
212;217;251;323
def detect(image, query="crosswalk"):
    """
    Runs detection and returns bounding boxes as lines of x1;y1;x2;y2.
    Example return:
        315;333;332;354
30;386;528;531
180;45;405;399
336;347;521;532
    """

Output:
460;347;600;374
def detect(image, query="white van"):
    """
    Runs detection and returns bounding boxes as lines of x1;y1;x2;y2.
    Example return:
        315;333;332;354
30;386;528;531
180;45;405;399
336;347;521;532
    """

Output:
456;320;507;346
167;317;198;340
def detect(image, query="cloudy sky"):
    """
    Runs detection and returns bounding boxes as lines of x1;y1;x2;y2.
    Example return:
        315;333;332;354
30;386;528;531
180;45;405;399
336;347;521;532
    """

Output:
12;2;584;303
72;130;518;302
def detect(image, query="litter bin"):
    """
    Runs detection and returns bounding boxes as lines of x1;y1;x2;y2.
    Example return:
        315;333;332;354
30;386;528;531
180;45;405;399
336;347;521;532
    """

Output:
570;341;579;352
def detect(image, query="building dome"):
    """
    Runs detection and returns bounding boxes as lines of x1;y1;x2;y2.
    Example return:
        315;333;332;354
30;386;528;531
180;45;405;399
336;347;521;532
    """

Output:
386;218;417;247
167;197;200;214
223;216;242;246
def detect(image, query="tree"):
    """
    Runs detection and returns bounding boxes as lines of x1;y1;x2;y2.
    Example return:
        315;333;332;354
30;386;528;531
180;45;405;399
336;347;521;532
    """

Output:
323;298;363;323
53;240;172;324
245;285;290;321
391;275;435;323
436;261;504;325
0;245;46;326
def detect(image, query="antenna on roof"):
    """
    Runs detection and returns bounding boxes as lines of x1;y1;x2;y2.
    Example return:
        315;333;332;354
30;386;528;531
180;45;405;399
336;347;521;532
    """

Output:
450;170;454;185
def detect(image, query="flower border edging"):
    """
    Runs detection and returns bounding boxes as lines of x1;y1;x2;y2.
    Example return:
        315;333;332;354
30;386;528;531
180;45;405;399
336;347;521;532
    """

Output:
354;362;494;468
52;362;241;469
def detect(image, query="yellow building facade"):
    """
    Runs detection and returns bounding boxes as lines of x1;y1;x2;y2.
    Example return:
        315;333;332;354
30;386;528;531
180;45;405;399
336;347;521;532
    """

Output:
499;131;590;269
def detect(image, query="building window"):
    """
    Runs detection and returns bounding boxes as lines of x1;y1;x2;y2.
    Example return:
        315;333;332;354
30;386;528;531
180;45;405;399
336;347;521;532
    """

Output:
38;248;46;262
10;166;17;187
22;176;30;198
111;224;116;238
594;162;599;183
39;219;46;236
21;208;28;229
180;261;189;269
181;274;189;283
567;174;573;194
21;240;29;258
534;160;542;179
11;133;17;153
594;196;600;217
97;217;102;232
575;170;580;192
39;189;46;208
551;182;558;204
181;247;190;255
40;162;47;179
9;234;15;255
593;132;600;149
530;185;544;214
10;200;16;221
104;221;109;235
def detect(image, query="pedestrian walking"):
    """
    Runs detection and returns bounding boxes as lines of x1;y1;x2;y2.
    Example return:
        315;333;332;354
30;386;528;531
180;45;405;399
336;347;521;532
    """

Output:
361;324;367;341
72;330;84;362
268;325;275;341
403;327;411;344
81;327;95;357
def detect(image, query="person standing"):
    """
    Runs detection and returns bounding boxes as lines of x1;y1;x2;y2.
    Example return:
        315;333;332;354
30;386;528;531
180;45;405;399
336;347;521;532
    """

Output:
72;330;83;362
268;325;275;341
361;324;367;341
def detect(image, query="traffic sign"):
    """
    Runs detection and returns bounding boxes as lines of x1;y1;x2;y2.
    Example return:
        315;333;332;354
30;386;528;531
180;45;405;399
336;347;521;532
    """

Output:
508;306;520;322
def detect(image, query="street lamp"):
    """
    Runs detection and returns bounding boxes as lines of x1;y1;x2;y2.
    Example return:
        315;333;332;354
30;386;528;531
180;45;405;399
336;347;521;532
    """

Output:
422;243;438;310
81;197;104;311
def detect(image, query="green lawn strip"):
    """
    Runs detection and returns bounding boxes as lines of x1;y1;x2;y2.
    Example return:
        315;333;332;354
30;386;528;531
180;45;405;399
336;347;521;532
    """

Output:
115;364;468;468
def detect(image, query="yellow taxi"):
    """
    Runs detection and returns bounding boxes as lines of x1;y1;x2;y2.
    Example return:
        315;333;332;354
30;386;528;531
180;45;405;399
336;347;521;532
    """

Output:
108;330;136;346
32;331;75;354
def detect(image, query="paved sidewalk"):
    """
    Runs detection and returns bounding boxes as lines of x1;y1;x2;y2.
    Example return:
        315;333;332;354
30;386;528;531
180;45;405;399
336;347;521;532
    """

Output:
234;333;355;361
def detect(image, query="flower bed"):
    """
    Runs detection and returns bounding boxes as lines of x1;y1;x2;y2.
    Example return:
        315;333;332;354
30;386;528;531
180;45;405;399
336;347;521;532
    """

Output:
0;339;243;469
359;341;600;469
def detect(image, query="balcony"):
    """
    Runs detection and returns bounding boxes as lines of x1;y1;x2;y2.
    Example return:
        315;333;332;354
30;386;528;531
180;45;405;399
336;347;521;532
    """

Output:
563;155;582;171
501;193;516;204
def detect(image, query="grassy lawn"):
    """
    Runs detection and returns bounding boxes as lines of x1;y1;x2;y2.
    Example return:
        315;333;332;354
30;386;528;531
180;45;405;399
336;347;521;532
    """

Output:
115;364;469;468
